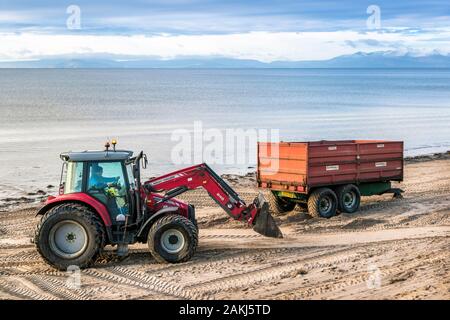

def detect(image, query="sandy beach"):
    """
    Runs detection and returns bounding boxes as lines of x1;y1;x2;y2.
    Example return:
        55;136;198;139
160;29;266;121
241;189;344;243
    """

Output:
0;153;449;300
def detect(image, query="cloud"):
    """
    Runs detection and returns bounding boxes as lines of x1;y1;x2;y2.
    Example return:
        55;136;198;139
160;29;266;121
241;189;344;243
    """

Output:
1;28;450;62
1;0;449;34
1;1;449;61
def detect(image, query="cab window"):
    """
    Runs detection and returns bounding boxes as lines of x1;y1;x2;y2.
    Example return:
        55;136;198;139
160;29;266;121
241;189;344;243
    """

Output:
87;161;125;191
64;162;83;194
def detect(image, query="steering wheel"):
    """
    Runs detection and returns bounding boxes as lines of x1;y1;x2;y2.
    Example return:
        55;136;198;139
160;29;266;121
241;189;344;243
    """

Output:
106;176;120;187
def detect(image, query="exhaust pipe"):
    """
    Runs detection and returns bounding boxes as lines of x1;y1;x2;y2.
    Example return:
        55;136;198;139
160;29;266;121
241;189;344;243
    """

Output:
252;193;283;238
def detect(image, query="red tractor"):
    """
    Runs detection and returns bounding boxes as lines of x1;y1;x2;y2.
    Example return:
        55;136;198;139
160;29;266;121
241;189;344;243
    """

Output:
35;141;282;270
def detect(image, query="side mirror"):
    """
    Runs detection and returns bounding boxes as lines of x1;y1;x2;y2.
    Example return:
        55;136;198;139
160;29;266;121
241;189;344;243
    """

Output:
142;154;148;169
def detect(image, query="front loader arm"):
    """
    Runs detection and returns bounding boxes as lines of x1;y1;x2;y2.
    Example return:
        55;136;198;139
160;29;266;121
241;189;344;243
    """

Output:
144;163;282;238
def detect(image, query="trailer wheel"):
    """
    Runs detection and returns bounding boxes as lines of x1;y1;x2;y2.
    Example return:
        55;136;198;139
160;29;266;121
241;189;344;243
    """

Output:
335;184;361;213
307;188;338;218
148;214;198;263
267;191;296;215
34;203;105;270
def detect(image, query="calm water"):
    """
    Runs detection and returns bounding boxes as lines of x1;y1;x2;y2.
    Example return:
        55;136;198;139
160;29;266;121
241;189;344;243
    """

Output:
1;68;450;195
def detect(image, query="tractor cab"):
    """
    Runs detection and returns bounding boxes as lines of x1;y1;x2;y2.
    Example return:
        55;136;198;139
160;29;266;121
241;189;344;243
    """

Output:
59;143;147;227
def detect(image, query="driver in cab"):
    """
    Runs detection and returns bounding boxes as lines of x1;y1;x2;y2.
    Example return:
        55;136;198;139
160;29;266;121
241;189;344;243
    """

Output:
89;164;119;190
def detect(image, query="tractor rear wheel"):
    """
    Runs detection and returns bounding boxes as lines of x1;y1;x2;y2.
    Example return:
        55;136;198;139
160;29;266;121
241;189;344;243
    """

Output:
335;184;361;213
34;203;105;270
267;191;296;215
307;188;338;218
148;214;198;263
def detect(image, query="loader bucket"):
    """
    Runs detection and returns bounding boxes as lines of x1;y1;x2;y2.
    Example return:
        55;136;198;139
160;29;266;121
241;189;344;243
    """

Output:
252;193;283;238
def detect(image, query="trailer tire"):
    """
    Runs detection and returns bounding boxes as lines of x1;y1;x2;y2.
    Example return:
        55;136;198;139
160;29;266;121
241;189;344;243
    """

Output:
335;184;361;213
307;188;338;218
297;202;308;211
34;203;105;270
267;191;296;215
148;214;198;263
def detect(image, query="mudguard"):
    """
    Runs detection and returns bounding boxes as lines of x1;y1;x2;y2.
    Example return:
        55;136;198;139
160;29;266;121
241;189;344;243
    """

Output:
136;206;180;238
36;193;112;226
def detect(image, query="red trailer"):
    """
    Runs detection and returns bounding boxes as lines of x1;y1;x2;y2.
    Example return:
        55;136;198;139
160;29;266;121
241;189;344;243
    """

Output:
257;140;404;218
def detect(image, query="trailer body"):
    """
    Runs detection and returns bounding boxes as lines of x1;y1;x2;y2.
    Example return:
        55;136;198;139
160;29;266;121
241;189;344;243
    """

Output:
257;140;404;217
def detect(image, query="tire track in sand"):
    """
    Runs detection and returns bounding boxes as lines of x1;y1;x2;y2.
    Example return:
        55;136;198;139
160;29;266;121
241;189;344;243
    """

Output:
0;277;58;300
82;268;197;299
268;247;449;300
183;246;370;298
22;274;91;300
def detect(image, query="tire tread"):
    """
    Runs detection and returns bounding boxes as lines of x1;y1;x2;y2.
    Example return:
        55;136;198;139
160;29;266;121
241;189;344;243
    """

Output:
307;188;338;218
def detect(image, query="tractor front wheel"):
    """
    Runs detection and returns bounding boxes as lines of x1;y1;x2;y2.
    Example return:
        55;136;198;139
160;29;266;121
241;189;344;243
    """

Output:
148;214;198;263
34;203;105;270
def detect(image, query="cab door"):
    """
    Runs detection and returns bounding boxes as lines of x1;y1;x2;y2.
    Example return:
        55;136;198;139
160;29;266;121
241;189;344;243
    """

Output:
86;161;129;222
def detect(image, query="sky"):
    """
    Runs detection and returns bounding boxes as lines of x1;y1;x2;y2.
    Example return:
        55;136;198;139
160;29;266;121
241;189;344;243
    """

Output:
0;0;449;62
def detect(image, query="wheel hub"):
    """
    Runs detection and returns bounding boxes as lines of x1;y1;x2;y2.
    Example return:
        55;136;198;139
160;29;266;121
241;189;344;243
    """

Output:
66;232;76;243
160;229;185;254
319;197;331;213
168;235;178;245
49;220;88;259
343;191;356;208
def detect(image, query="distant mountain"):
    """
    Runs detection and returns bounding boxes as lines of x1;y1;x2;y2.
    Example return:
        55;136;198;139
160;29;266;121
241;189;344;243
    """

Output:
292;51;450;68
0;57;268;68
1;52;450;68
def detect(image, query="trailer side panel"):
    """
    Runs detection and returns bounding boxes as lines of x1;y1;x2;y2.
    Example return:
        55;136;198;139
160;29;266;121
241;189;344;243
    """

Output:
257;140;403;193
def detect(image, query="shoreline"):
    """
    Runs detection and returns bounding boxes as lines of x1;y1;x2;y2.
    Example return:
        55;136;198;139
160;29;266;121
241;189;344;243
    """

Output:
404;150;450;163
1;150;449;212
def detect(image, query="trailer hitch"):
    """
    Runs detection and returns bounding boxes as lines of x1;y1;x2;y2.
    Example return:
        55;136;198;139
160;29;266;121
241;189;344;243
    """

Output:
252;193;283;238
